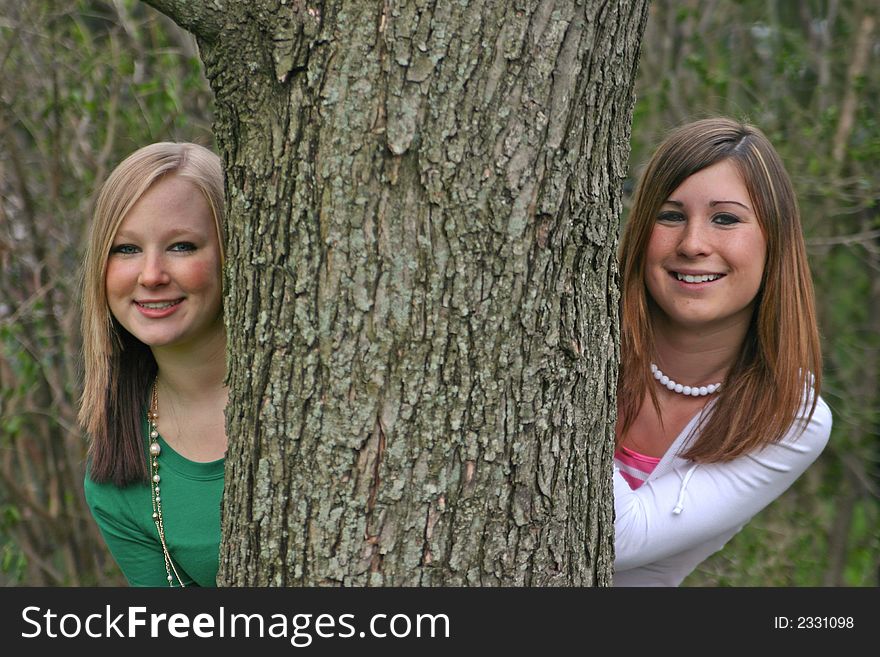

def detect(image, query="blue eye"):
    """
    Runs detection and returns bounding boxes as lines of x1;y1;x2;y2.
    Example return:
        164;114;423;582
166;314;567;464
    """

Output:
110;244;139;255
170;242;196;252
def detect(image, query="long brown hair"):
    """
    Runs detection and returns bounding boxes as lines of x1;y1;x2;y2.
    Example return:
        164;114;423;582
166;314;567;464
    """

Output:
618;117;821;462
79;142;225;485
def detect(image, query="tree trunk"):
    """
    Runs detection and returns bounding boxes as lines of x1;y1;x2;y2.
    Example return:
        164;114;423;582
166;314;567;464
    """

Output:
145;0;648;586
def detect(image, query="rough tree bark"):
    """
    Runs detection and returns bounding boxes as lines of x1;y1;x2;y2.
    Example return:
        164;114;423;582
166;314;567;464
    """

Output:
144;0;648;586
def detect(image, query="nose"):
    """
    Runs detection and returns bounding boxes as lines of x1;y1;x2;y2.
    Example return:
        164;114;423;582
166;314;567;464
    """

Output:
138;251;170;287
677;219;711;258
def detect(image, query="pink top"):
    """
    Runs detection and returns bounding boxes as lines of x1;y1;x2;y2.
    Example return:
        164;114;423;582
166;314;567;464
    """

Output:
614;445;660;490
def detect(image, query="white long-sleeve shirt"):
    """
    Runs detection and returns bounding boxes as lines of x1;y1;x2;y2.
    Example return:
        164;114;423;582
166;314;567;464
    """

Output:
613;395;832;586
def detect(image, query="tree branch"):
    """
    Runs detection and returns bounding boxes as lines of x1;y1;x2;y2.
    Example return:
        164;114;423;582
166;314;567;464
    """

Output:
831;13;875;167
806;228;880;248
140;0;226;42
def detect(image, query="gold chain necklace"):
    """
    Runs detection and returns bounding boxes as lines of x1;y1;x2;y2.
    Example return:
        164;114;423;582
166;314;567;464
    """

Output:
149;378;186;587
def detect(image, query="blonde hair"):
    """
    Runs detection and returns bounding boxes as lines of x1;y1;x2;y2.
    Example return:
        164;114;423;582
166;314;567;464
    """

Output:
80;142;225;485
618;117;821;462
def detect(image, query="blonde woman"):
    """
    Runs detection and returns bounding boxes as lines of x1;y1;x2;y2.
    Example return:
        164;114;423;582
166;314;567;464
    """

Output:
613;118;832;586
81;142;226;586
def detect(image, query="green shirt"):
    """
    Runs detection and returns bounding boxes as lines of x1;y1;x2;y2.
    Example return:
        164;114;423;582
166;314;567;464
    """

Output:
84;425;224;587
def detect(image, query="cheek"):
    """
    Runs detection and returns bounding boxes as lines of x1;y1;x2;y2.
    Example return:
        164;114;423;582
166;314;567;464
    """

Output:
180;259;221;295
644;228;673;267
739;234;768;289
644;232;670;291
104;261;132;299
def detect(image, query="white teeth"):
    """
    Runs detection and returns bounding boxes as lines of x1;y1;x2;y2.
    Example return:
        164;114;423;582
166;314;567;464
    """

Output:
138;300;180;309
675;273;721;283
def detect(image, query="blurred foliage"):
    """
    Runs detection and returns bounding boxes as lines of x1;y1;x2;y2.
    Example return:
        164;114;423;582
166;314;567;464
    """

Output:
1;0;876;586
629;0;878;586
0;0;212;585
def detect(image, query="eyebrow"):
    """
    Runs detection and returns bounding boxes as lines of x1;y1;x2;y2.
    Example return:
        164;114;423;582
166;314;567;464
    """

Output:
113;228;200;241
663;199;752;211
710;199;752;211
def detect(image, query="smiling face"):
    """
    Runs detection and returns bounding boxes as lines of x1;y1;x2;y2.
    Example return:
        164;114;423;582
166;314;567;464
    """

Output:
105;175;223;351
644;159;767;334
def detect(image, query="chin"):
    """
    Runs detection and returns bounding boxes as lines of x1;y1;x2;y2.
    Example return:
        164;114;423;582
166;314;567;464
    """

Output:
136;336;182;349
123;325;185;347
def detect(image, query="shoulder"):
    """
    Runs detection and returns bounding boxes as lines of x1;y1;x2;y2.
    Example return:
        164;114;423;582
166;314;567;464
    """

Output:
747;393;831;473
83;462;105;506
84;462;148;514
788;392;832;450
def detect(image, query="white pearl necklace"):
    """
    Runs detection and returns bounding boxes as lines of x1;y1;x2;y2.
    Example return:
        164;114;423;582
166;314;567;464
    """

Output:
651;363;722;396
149;379;186;587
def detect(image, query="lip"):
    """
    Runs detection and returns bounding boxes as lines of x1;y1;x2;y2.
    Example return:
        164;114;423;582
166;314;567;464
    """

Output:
675;269;720;275
133;298;184;318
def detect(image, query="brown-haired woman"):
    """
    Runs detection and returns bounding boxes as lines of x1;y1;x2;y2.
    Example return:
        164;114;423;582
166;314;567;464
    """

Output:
613;117;831;586
81;142;227;586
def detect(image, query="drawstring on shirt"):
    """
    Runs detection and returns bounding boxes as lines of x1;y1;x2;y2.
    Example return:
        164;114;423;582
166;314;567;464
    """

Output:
673;464;700;515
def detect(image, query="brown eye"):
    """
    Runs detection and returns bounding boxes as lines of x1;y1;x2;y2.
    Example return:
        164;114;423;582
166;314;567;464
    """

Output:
657;211;684;223
712;213;740;226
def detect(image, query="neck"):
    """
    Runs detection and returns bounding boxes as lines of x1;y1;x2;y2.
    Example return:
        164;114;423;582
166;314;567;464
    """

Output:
652;316;748;385
150;329;227;401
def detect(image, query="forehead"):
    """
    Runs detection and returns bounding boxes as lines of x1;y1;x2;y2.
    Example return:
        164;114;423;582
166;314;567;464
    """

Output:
115;175;215;238
665;159;750;204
